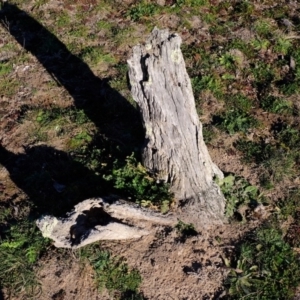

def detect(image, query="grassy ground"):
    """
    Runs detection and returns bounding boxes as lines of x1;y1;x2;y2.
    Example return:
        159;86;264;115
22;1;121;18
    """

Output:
1;0;300;299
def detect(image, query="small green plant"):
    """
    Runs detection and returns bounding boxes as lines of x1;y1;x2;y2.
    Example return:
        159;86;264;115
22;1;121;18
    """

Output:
279;81;300;96
35;108;89;127
96;20;112;31
0;62;13;76
252;62;274;83
232;1;254;17
251;38;270;51
216;109;257;135
69;131;93;149
225;227;300;299
56;12;71;27
226;94;253;112
260;95;293;114
254;19;275;38
0;77;18;96
0;205;12;224
274;37;292;55
175;220;197;236
192;75;224;98
127;2;160;21
79;46;116;66
175;0;208;7
277;188;300;220
103;154;172;212
216;174;261;220
219;53;236;70
0;220;50;297
235;139;268;164
77;245;142;297
30;107;92;145
277;125;300;150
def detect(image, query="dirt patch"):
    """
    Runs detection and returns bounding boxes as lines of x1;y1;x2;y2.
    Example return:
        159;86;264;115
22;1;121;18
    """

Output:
37;253;107;300
28;223;254;300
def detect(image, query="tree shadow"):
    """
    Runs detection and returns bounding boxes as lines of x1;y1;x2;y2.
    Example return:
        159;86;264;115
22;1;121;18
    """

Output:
0;3;147;298
0;2;144;148
0;144;112;217
0;2;145;213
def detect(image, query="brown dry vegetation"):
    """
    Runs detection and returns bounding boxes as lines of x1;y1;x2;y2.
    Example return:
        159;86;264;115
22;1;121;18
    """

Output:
1;0;300;299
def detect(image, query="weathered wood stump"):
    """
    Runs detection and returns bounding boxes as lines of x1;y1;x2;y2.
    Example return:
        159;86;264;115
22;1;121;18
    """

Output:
127;28;226;227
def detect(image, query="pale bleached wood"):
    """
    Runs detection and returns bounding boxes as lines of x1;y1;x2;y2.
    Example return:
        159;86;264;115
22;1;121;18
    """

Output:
127;28;225;227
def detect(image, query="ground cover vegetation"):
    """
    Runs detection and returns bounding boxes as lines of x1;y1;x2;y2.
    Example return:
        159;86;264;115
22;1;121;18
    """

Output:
1;0;300;298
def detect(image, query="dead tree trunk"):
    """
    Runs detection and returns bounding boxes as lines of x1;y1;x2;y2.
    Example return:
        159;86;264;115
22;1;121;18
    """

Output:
127;28;226;227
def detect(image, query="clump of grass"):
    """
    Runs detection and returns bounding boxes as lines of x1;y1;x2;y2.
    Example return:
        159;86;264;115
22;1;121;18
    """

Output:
192;74;224;99
0;220;50;298
68;131;93;149
219;53;236;70
236;140;296;185
279;188;300;247
103;154;172;213
77;244;144;299
225;226;300;299
214;109;257;135
176;0;208;7
216;174;262;220
236;123;299;184
253;19;275;38
260;95;293;114
126;2;160;21
0;62;13;76
175;219;197;238
28;107;93;144
79;46;116;66
0;77;18;96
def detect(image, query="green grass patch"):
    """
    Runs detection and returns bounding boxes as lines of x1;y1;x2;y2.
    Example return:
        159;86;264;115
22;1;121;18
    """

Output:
175;220;197;237
214;109;257;135
0;77;18;96
253;19;276;39
235;137;297;184
260;95;293;114
176;0;208;7
0;220;50;298
0;62;13;76
79;46;116;66
103;154;172;212
56;11;71;28
225;226;300;299
68;131;93;149
127;2;160;21
216;174;262;221
192;74;224;99
77;244;144;299
29;108;92;143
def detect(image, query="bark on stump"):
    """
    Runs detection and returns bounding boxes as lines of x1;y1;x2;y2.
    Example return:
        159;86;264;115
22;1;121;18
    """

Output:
127;28;226;227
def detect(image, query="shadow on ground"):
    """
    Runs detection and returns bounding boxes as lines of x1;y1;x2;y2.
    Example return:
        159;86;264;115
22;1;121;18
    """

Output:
0;2;144;213
0;4;146;296
0;3;143;147
0;144;111;216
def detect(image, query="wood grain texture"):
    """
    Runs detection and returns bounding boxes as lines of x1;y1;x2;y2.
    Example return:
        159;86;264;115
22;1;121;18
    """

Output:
128;28;225;226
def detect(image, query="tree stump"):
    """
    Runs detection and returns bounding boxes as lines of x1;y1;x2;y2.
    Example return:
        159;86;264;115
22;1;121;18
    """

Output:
127;28;226;227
